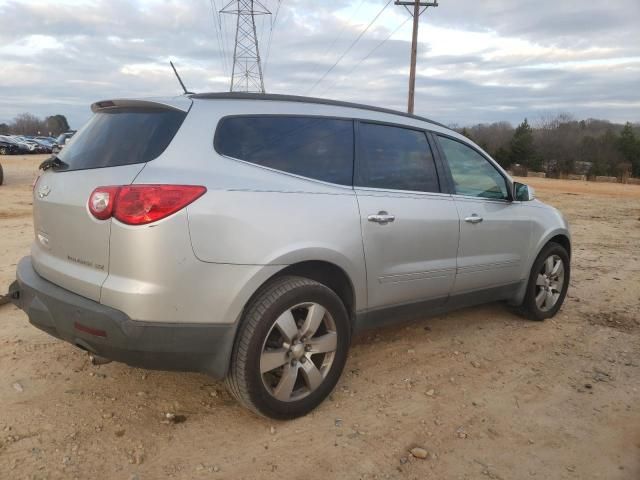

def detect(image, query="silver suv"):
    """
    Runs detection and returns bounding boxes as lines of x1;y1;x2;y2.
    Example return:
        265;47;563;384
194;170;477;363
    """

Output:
10;93;571;419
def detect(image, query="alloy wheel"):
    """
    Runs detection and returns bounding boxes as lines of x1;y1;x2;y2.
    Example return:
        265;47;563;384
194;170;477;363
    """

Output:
535;254;565;312
260;302;337;402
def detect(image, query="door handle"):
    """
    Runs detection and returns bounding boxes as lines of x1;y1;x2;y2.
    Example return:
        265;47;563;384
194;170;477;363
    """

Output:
368;211;395;225
465;214;483;224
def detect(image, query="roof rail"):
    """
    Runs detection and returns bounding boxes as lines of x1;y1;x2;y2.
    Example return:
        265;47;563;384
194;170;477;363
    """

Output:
188;92;448;129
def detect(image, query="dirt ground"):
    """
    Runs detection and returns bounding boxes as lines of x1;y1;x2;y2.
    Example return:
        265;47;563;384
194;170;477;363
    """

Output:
0;154;639;480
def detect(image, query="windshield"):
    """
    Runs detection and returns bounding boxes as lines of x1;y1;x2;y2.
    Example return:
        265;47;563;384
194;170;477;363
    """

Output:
57;108;187;171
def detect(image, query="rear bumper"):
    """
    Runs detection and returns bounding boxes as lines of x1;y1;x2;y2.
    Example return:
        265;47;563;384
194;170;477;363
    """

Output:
10;256;235;379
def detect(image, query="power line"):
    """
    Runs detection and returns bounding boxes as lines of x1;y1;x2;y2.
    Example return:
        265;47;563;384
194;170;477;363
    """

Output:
211;0;230;78
258;6;269;57
220;6;235;79
211;0;223;74
319;14;412;96
305;0;367;82
306;0;394;96
324;0;367;56
263;0;282;77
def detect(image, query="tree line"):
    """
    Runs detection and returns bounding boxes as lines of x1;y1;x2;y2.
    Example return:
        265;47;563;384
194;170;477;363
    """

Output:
0;113;71;137
456;115;640;178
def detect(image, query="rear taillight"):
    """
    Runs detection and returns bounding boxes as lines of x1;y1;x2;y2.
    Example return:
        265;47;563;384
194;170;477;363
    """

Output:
88;185;206;225
115;185;207;225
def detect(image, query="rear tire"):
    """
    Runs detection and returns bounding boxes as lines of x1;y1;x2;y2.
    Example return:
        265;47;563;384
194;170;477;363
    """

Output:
517;242;570;321
225;276;351;419
0;147;7;155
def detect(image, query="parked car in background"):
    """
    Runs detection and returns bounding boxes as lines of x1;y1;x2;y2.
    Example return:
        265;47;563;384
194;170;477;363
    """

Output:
0;135;59;154
0;135;30;154
9;94;571;419
51;132;75;153
17;136;52;153
29;138;54;154
11;136;38;153
0;137;20;155
36;136;58;146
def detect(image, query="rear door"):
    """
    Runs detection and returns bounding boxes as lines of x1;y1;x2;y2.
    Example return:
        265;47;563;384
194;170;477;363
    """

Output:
31;101;188;301
355;122;459;311
434;134;531;294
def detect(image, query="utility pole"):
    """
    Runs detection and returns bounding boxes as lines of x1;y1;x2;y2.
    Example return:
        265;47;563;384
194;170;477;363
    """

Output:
395;1;438;114
220;0;271;93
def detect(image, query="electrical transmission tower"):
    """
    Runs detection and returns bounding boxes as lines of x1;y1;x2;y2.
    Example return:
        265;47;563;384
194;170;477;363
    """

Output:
221;0;271;93
395;0;439;114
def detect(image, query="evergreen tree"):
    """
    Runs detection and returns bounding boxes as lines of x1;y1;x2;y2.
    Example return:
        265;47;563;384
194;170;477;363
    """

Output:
617;122;640;177
494;146;511;168
510;118;537;169
45;115;71;136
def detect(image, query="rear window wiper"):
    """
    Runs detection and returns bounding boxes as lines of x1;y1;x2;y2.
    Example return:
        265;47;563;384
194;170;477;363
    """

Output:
39;155;69;171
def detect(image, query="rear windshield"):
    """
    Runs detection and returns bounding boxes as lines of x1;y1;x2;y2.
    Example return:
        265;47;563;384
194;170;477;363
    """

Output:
58;108;186;171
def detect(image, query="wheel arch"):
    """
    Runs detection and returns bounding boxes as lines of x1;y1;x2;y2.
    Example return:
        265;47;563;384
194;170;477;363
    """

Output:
548;233;571;259
270;261;357;322
239;259;359;327
530;228;571;272
220;257;361;379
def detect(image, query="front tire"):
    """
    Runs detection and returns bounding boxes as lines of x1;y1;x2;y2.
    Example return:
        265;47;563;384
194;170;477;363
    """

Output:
225;276;351;419
517;242;570;321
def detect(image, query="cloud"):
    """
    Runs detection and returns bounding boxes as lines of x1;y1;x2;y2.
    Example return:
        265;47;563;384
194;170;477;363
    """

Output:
0;0;638;128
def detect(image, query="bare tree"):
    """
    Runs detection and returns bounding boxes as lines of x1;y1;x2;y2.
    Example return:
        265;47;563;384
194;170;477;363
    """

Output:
11;113;46;136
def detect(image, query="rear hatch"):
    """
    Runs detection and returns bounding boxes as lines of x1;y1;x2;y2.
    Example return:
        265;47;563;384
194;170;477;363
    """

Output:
31;98;190;301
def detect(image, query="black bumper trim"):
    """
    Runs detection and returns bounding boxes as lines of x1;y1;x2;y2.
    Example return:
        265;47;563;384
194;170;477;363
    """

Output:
11;256;236;379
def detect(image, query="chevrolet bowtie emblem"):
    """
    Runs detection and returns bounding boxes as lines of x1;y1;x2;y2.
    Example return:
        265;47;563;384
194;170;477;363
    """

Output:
37;185;51;198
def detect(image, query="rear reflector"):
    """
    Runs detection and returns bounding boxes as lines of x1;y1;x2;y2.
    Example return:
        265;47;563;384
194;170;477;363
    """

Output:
74;321;107;338
88;185;206;225
88;186;119;220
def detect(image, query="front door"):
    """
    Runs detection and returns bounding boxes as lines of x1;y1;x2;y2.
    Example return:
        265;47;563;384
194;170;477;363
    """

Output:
355;122;459;310
436;135;531;294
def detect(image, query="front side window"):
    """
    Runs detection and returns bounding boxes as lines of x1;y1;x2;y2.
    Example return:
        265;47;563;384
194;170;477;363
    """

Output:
215;116;354;185
356;122;439;193
438;136;509;200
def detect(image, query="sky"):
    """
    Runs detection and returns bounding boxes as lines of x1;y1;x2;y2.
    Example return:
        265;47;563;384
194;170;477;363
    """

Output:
0;0;639;129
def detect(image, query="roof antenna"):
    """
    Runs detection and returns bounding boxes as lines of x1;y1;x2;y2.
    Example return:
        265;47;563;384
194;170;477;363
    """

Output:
170;60;194;95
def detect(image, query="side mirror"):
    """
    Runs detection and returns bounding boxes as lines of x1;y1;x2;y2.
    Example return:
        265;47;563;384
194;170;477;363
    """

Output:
514;182;535;201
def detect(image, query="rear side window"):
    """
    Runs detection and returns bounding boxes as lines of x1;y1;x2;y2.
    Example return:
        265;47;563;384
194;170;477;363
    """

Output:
58;108;186;171
356;122;439;193
215;116;354;185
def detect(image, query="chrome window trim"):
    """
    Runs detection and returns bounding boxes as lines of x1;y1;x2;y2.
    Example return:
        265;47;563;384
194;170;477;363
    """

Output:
450;193;513;204
354;185;453;200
